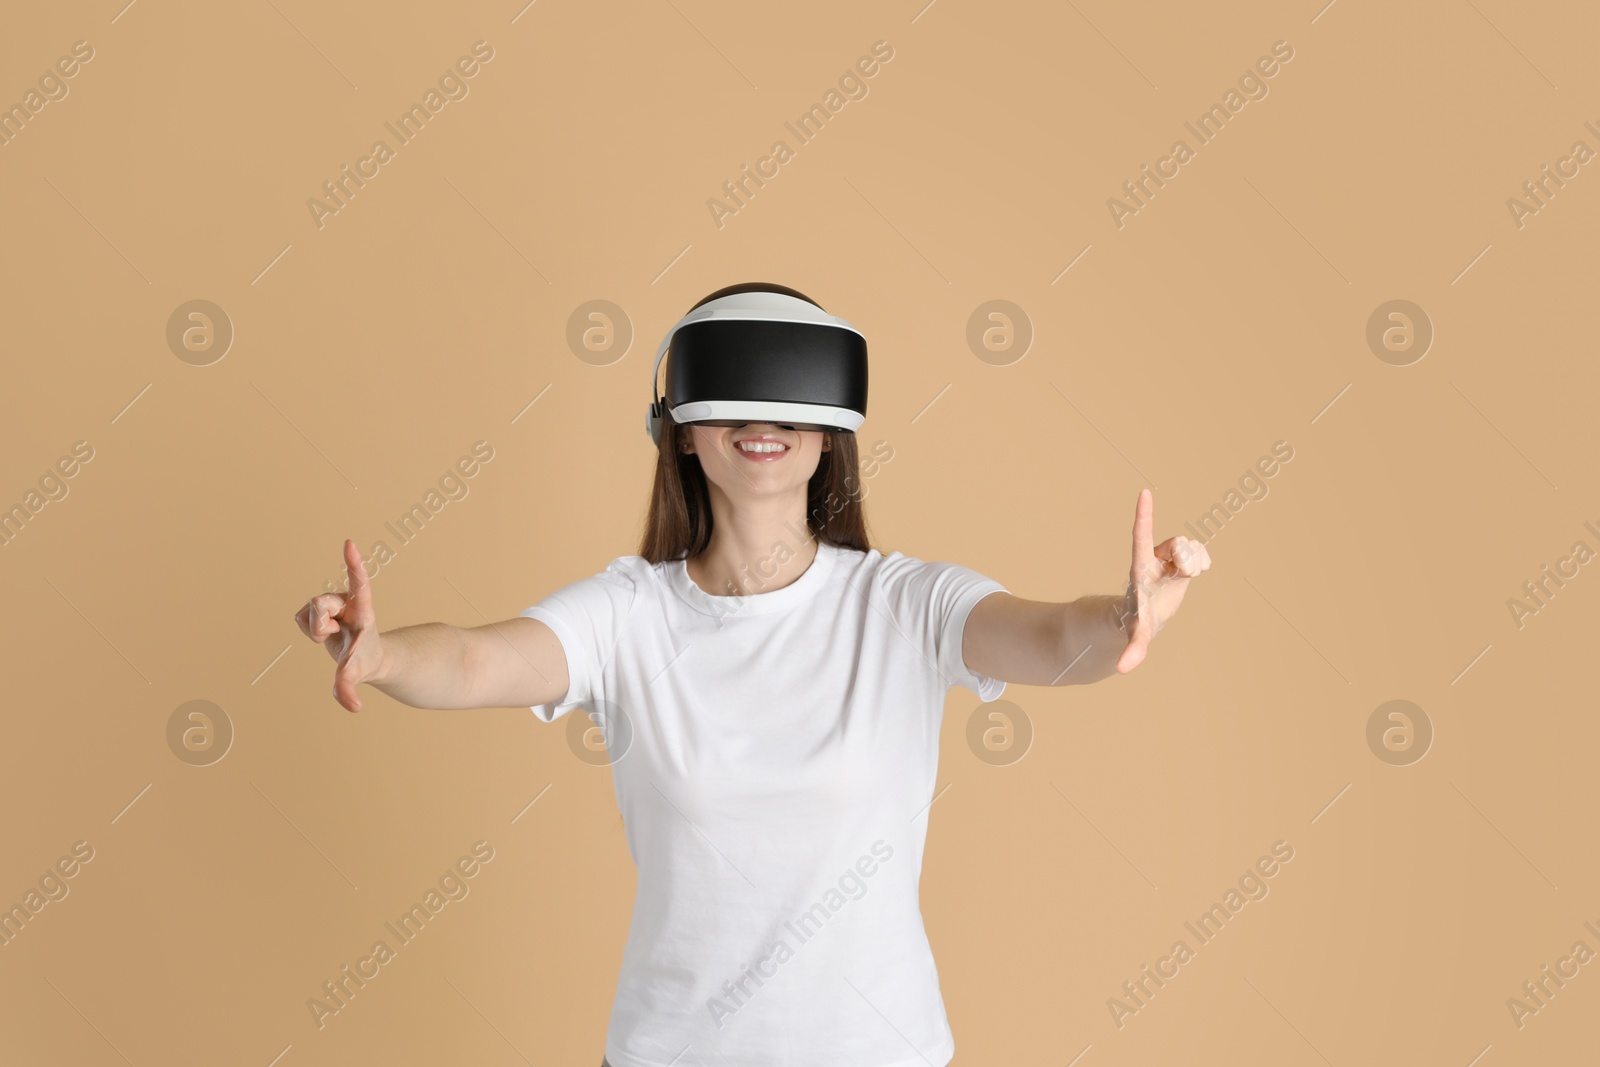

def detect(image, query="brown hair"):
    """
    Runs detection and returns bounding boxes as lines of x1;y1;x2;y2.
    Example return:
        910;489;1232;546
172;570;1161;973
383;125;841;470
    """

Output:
637;282;873;563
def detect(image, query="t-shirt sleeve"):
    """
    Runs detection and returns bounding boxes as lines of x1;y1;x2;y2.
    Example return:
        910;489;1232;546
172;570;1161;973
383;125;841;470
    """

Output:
881;553;1010;702
517;557;642;723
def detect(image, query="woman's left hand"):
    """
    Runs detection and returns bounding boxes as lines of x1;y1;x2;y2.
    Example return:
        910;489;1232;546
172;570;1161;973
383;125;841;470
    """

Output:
1115;488;1211;674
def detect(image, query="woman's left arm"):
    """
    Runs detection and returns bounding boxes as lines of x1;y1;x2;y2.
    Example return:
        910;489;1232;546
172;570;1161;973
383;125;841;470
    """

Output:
962;489;1212;686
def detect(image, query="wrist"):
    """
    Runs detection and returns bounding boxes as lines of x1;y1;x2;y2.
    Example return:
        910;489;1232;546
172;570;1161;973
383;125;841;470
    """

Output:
1111;583;1137;636
368;632;395;685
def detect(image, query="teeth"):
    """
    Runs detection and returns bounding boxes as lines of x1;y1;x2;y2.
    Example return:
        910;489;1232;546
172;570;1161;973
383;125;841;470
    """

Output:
737;441;786;453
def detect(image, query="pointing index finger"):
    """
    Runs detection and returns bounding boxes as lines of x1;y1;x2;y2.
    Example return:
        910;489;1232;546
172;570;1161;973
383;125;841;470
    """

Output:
343;539;371;603
1131;487;1155;564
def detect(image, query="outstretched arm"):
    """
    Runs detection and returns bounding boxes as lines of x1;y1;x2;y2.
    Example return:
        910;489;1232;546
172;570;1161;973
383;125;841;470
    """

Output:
962;488;1211;686
294;539;570;712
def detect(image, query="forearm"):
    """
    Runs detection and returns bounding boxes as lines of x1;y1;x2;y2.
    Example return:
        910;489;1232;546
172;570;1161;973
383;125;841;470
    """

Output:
368;622;477;709
1050;593;1132;685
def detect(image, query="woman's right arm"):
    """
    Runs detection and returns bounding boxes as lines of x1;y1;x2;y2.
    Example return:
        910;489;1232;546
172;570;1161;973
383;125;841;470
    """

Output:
293;539;569;713
371;617;569;711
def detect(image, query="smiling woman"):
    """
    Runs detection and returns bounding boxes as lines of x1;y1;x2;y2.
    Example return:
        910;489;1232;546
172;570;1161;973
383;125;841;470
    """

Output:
292;280;1210;1067
638;283;871;568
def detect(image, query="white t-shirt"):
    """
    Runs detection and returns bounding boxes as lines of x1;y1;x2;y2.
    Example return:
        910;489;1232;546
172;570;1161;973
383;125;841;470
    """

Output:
519;538;1008;1067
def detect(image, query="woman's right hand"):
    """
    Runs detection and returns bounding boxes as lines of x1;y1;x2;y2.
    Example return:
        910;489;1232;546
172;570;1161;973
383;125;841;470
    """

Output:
293;539;386;712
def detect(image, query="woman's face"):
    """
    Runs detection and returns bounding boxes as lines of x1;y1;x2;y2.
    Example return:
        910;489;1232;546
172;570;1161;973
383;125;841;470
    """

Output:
684;423;830;502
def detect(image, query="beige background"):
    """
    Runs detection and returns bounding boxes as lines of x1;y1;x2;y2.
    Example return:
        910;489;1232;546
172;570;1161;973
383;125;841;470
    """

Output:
2;0;1596;1064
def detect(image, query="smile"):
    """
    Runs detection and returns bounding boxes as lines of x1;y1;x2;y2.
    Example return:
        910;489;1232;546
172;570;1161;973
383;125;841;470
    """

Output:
734;440;789;460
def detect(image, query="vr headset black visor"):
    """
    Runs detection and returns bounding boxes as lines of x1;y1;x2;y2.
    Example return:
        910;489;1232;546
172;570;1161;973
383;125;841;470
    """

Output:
645;291;869;443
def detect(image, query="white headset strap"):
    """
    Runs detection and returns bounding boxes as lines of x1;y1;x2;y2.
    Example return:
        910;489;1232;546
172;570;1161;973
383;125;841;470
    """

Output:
648;330;674;414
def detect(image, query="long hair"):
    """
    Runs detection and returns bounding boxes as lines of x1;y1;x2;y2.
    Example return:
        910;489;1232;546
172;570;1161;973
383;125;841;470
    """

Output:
637;282;872;563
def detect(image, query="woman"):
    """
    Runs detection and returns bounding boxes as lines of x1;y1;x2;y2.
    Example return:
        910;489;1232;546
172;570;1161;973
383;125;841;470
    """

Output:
293;282;1210;1066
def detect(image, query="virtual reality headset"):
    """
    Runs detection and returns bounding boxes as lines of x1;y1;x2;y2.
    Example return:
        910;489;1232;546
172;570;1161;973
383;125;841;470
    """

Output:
645;289;868;445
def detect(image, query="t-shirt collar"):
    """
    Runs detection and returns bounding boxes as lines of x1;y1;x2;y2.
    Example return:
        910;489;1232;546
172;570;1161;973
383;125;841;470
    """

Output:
666;539;837;617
